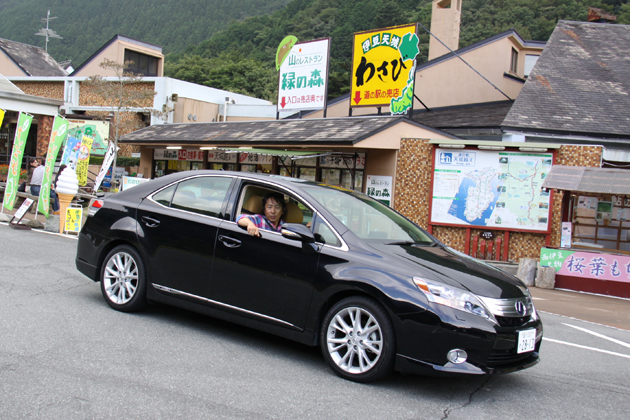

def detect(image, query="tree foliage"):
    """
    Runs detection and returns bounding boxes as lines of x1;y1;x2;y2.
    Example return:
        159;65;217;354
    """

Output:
165;0;629;101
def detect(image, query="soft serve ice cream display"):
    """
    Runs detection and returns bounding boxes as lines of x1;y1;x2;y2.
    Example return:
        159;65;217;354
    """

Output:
55;167;79;233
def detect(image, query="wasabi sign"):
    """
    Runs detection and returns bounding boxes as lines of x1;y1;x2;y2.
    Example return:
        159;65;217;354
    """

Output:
351;24;419;113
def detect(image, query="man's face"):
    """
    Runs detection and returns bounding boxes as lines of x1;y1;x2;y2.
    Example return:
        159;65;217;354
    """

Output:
264;197;283;224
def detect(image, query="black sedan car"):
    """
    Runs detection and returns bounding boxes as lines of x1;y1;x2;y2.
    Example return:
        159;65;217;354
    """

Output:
76;170;542;382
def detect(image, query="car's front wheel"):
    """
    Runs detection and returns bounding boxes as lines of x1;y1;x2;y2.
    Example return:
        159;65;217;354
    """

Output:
320;296;395;382
100;245;147;312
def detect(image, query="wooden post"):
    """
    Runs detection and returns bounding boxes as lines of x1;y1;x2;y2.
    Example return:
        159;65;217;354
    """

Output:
465;228;471;255
495;236;502;261
479;240;486;260
472;236;479;258
503;231;510;262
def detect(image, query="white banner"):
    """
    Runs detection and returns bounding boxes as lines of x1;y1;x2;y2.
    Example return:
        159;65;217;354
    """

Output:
277;38;330;112
93;141;117;192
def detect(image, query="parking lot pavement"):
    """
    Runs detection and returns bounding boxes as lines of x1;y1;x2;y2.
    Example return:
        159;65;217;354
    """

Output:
530;286;630;331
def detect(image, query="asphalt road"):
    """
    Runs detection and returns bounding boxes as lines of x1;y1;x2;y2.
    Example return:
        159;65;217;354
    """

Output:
1;226;630;419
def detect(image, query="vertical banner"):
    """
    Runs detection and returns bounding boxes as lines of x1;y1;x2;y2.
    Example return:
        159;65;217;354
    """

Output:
350;24;419;114
2;112;33;211
93;140;116;192
38;115;70;216
75;135;94;186
60;135;81;170
0;109;5;127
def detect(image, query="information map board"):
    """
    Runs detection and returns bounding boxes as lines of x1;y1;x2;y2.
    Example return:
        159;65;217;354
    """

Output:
430;148;553;232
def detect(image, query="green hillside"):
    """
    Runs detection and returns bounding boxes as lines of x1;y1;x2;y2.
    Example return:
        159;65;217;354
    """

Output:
164;0;630;102
0;0;291;67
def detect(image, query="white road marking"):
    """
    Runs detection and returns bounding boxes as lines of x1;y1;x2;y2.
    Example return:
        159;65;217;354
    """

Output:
543;338;630;359
563;323;630;350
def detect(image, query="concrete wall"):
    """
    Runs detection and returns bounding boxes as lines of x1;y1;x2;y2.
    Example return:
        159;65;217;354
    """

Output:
0;53;26;76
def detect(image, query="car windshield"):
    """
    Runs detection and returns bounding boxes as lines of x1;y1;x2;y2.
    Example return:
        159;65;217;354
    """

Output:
303;184;434;243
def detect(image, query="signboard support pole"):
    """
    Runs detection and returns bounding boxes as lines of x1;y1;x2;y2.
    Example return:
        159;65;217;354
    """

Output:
464;228;471;255
471;236;478;258
503;232;510;262
496;236;503;261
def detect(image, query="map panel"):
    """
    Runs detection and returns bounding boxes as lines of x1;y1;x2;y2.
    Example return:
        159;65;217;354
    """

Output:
431;149;552;231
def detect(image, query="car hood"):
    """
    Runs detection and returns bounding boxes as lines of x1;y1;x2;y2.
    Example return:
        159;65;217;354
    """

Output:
367;242;526;299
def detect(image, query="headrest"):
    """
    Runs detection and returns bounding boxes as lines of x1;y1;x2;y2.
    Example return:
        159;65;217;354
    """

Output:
243;194;263;214
284;202;303;224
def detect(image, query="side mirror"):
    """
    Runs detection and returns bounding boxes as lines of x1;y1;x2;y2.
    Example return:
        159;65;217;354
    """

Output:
281;223;315;243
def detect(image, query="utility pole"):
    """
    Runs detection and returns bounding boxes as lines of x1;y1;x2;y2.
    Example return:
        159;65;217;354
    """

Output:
34;10;62;52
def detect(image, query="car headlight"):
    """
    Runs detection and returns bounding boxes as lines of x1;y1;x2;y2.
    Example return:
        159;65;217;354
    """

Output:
413;277;497;323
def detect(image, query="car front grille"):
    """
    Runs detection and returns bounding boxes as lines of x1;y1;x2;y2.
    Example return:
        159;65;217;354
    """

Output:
486;349;534;367
495;315;531;327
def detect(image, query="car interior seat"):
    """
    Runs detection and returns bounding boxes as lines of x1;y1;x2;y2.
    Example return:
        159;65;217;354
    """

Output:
284;202;304;224
242;194;263;214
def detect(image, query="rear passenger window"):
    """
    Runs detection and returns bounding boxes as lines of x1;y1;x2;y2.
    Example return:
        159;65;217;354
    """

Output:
168;176;232;218
153;185;176;206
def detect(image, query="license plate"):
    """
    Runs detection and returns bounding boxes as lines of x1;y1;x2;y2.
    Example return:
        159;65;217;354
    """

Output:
517;329;536;354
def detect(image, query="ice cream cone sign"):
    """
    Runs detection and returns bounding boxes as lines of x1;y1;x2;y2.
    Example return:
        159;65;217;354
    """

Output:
55;167;79;233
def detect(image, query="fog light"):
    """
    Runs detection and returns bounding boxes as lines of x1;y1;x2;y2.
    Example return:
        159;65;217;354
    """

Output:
447;349;468;364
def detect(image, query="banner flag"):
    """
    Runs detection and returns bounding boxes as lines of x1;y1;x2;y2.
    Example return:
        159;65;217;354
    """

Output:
76;135;94;186
0;109;5;127
93;140;116;192
38;115;70;217
2;112;33;211
60;135;81;170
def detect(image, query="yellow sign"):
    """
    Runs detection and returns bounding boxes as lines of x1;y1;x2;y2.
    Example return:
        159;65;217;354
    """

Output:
75;135;94;186
351;24;419;111
65;207;83;233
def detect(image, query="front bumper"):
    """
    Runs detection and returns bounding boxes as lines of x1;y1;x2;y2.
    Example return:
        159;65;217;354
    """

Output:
393;305;543;376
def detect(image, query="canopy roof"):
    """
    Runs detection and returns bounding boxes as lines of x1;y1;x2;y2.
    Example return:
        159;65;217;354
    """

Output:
542;165;630;195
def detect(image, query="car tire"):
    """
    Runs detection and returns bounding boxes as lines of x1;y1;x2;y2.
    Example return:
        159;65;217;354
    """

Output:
100;245;147;312
320;296;395;382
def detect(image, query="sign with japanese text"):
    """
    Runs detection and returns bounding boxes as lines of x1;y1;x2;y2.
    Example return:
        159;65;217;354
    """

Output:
153;149;237;162
75;135;94;186
38;115;69;217
277;38;330;112
2;112;33;211
366;175;393;206
540;247;630;283
64;206;83;233
122;176;150;191
319;153;365;169
351;24;419;112
239;153;274;165
93;140;117;192
431;149;553;231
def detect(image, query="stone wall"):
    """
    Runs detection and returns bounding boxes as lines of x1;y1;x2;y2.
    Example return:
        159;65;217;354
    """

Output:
79;82;155;107
13;81;64;100
36;115;54;157
393;139;603;261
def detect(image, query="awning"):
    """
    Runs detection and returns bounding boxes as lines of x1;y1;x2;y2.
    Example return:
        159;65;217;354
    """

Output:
542;165;630;195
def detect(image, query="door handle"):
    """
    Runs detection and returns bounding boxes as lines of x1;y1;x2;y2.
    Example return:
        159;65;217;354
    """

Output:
219;235;241;248
141;216;160;228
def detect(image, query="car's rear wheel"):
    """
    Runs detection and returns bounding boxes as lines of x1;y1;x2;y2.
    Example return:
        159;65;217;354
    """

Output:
320;296;395;382
100;245;147;312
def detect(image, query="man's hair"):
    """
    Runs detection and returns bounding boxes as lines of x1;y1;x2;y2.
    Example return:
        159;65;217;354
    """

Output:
262;192;287;218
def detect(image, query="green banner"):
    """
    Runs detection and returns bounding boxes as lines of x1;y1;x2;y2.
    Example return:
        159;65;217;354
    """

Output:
38;116;70;217
2;112;33;211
